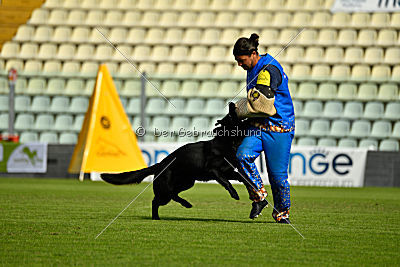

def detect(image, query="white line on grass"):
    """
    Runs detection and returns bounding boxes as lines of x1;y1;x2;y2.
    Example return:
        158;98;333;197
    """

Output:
95;158;176;239
224;157;305;239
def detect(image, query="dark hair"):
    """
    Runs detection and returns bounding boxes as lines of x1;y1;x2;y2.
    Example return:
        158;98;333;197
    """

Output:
233;33;259;56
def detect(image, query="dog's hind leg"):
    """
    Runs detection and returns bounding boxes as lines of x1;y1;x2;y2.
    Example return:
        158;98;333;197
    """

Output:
172;195;192;208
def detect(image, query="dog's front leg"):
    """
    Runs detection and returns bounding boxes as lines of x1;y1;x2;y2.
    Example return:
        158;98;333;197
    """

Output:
210;170;240;200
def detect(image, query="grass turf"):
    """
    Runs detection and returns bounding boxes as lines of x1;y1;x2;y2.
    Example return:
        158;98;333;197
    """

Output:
0;178;399;266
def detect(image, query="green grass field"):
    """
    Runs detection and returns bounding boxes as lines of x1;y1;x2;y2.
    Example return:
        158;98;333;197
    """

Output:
0;178;399;266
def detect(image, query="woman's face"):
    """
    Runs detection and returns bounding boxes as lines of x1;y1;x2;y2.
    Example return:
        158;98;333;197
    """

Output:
234;51;258;70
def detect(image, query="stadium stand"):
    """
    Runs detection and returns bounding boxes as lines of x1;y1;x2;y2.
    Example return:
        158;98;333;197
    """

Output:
0;0;398;150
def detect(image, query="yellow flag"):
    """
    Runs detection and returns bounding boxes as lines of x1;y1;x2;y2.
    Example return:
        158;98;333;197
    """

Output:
68;64;147;179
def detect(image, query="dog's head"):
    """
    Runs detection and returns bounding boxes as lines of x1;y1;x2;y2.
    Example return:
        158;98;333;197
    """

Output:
212;102;247;147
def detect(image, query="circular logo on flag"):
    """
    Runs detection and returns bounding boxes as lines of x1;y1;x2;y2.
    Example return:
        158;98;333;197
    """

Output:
100;116;111;129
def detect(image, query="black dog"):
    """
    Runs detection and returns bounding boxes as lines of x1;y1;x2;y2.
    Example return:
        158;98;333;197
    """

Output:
101;103;255;220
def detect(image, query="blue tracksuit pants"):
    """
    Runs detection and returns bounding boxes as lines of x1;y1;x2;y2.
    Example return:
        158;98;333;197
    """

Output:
236;128;294;211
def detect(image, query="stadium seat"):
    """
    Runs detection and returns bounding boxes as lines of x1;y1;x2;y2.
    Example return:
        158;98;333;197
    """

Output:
54;115;74;132
0;113;8;130
188;46;208;62
14;78;27;94
391;122;400;139
371;65;391;82
296;82;317;100
19;43;38;59
19;132;39;142
145;98;166;115
309;119;330;137
291;64;311;80
194;63;213;76
349;120;371;138
391;66;400;82
329;120;350;138
384;47;400;65
185;99;205;115
141;11;161;27
297;137;316;146
15;114;34;130
89;28;109;44
351;65;371;82
175;62;195;76
293;100;303;117
28;6;49;23
378;84;398;101
204;99;225;116
72;115;85;132
337;83;357;100
383;102;400;121
26;79;46;95
120;80;140;97
322;101;343;119
302;100;323;118
330;65;350;82
151;45;170;61
182;28;201;44
359;139;378;150
59;133;77;144
39;132;58;143
370;121;392;139
377;29;397;46
357;83;378;101
273;12;292;27
343;101;363;119
34;114;54;131
363;102;384;120
217;81;238;98
48;9;68;25
198;81;219;98
43;61;62;74
317;29;337;46
351;13;371;28
64;79;85;96
86;10;105;26
337;29;357;46
5;60;24;73
144;28;165;45
104;11;124;27
371;13;390;28
33;26;53;42
165;98;185;115
317;138;337;147
190;116;212;132
93;45;113;61
317;83;337;100
0;95;8;112
170;116;190;133
23;60;42;75
337;138;357;148
14;25;34;41
344;47;363;64
81;62;98;77
294;118;310;137
37;44;57;60
379;139;399;151
278;29;297;45
66;10;86;26
331;13;351;27
284;47;304;64
364;48;384;64
69;97;88;114
297;30;318;46
122;10;142;26
76;44;95;61
150;116;171;131
70;27;90;43
310;64;330;81
1;42;19;58
303;47;323;64
50;96;70;113
357;29;376;46
126;97;140;115
14;95;30;112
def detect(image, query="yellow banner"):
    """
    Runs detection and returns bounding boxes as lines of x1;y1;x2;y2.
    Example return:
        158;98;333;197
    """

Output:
68;64;147;177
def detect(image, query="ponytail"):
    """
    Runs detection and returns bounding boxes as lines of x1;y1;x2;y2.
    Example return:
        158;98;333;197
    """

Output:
233;33;259;56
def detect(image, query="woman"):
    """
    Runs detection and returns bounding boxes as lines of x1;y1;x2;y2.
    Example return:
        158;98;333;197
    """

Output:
233;33;295;223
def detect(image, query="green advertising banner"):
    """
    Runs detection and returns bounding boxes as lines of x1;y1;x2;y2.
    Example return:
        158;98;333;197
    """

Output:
0;142;47;173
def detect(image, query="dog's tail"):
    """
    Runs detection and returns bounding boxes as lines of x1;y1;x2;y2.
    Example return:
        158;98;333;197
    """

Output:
101;164;160;185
